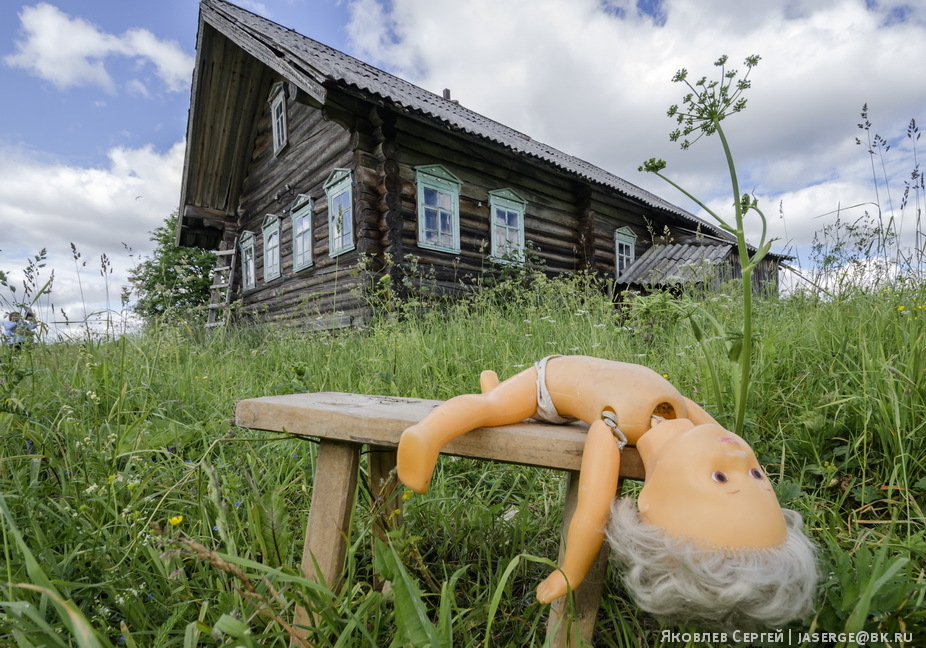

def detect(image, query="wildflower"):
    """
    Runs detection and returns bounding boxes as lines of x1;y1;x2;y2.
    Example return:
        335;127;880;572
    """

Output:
168;515;184;526
897;305;905;311
402;490;413;501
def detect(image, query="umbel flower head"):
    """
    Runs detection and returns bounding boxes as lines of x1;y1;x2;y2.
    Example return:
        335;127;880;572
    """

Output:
666;54;761;150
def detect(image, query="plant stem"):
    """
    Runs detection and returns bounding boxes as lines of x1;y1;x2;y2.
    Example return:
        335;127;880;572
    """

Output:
716;119;753;435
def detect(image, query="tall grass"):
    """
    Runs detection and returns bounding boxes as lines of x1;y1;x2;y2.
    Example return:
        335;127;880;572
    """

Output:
1;268;925;646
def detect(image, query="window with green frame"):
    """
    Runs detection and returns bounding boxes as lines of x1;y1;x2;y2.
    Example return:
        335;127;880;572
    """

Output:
488;188;526;262
290;194;313;271
416;165;462;253
269;82;288;155
614;226;637;276
325;169;354;257
239;231;256;291
262;214;282;281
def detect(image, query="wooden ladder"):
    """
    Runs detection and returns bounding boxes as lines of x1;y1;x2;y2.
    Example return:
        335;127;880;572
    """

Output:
206;238;237;328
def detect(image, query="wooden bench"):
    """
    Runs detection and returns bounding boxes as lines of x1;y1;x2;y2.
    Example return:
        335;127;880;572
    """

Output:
234;392;645;647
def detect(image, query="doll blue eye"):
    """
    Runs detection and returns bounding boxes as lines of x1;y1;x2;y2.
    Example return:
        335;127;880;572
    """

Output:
750;469;764;480
711;471;728;483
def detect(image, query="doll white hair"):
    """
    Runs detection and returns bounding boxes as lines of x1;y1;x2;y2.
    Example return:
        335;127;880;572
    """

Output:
606;498;818;631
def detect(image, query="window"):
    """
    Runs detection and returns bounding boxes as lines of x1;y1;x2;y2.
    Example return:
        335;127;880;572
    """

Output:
325;169;354;257
239;232;256;291
269;82;288;155
614;226;637;276
290;194;313;271
488;188;526;262
262;214;281;281
416;165;462;253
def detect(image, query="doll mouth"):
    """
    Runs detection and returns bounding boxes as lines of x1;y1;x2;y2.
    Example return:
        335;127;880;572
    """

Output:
726;489;741;495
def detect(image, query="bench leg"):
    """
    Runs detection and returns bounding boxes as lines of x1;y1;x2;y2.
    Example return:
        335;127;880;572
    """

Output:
292;440;361;643
368;447;402;591
546;472;617;648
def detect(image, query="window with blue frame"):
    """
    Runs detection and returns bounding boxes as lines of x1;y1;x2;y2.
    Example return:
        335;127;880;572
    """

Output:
290;194;313;271
268;82;288;156
614;226;637;276
488;188;526;262
239;231;256;291
262;214;282;281
416;165;462;253
325;169;354;257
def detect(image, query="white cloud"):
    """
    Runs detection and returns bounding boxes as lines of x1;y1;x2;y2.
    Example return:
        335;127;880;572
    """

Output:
0;141;185;333
4;3;193;94
344;0;926;262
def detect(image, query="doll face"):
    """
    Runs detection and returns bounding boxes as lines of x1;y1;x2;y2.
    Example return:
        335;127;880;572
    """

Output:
637;423;787;548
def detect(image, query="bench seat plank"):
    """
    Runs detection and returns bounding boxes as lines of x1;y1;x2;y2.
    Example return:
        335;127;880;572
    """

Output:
234;392;643;479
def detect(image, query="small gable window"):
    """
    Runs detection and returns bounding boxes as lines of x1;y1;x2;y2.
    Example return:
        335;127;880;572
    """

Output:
239;231;256;291
416;165;462;253
325;169;354;257
488;188;526;262
269;82;288;155
291;194;313;271
614;226;637;276
262;214;282;282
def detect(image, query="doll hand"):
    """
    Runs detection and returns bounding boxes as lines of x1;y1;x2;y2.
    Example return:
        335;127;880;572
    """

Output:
536;570;569;604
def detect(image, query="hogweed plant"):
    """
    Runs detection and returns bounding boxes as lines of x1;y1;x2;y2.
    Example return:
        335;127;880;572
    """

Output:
639;54;774;436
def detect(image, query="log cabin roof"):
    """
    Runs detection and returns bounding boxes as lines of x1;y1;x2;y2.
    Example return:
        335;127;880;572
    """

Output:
616;242;734;286
179;0;730;247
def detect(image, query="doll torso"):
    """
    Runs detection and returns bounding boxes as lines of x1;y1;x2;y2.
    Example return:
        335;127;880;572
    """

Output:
540;355;689;444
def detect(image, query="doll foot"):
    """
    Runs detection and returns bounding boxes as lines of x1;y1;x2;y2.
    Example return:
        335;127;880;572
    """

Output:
396;426;439;494
480;370;500;393
536;570;570;604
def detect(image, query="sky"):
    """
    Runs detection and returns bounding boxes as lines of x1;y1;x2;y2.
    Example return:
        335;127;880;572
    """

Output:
1;0;925;335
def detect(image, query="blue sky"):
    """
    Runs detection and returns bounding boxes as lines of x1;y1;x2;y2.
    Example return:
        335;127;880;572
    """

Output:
2;0;925;334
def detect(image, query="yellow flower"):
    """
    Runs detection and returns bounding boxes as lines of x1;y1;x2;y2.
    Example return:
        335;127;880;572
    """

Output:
168;515;184;526
897;305;906;311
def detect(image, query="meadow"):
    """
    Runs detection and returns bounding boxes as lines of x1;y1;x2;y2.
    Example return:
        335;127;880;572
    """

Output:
1;264;925;647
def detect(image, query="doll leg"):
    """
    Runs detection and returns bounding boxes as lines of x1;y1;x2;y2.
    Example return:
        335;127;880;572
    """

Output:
397;366;538;493
536;419;621;603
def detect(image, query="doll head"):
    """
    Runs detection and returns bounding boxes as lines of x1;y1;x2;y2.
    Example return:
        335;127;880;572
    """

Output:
608;421;818;629
636;421;787;549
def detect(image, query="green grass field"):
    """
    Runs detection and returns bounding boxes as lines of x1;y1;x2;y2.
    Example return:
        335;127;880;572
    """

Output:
1;271;924;647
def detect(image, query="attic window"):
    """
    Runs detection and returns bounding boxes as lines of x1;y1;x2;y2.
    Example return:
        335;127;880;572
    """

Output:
325;169;354;257
239;231;256;291
488;188;526;262
269;82;288;155
615;226;637;276
262;214;282;281
416;165;462;254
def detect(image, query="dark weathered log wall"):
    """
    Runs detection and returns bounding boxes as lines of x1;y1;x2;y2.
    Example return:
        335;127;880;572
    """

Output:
234;82;370;327
229;83;779;326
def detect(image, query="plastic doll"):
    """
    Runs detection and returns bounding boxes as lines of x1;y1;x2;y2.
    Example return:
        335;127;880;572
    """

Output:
397;355;817;629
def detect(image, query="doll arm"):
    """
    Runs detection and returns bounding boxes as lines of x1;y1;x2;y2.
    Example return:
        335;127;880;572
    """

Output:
397;367;538;493
536;418;621;603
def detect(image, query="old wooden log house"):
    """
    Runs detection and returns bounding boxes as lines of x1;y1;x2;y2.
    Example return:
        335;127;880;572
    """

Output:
177;0;780;328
